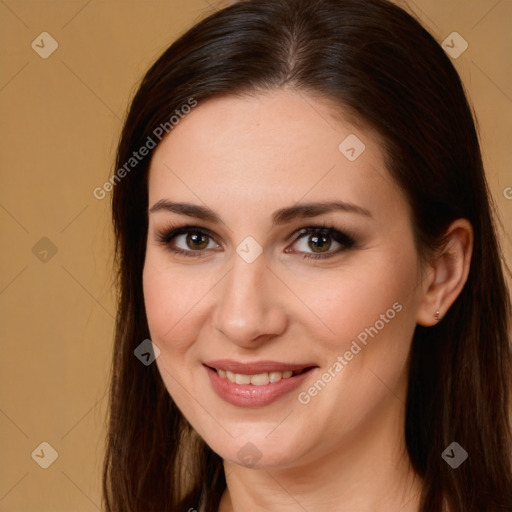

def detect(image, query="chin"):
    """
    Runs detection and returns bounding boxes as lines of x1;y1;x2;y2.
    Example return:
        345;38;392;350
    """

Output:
211;433;308;470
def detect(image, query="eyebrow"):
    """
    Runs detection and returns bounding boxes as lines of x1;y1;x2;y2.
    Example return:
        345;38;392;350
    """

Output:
149;199;373;225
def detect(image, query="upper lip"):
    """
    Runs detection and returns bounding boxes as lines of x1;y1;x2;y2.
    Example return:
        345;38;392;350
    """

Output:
204;359;317;374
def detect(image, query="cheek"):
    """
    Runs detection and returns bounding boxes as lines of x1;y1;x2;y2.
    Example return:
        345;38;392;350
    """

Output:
143;254;193;352
142;255;208;414
302;251;418;350
142;250;221;358
293;250;419;419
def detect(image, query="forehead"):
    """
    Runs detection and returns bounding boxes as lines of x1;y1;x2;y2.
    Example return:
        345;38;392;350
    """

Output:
147;89;405;222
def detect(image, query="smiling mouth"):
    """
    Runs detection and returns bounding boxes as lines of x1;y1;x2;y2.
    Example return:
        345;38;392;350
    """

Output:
206;365;314;386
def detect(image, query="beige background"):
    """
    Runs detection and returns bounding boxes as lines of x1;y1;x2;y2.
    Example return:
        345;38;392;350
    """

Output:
0;0;511;510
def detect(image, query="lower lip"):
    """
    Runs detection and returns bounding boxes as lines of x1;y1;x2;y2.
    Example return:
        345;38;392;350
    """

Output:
204;365;316;407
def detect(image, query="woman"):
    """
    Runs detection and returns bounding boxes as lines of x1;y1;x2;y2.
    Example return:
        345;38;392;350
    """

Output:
103;0;512;510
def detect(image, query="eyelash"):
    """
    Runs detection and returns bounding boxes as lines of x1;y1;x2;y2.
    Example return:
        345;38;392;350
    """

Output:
155;222;356;260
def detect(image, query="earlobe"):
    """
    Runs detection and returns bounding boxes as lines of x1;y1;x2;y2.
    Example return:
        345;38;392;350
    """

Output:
416;219;473;327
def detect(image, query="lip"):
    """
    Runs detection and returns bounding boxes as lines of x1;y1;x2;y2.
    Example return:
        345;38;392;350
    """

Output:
204;363;317;408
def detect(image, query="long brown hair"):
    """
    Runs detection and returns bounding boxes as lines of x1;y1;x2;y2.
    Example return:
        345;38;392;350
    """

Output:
103;0;512;510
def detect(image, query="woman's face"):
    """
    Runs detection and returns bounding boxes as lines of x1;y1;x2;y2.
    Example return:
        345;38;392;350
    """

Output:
143;89;426;469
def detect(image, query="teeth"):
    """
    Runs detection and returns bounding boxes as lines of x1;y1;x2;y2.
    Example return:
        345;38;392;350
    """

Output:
252;372;272;385
235;373;251;384
269;371;281;383
219;369;296;385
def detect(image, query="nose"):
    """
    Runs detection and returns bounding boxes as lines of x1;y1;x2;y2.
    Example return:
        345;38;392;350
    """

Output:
212;252;288;348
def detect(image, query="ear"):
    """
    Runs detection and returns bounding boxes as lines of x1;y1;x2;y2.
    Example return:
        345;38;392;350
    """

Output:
416;219;473;327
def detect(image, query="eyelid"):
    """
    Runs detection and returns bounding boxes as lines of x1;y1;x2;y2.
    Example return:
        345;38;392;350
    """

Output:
289;225;355;245
154;222;217;248
156;224;219;244
154;222;357;258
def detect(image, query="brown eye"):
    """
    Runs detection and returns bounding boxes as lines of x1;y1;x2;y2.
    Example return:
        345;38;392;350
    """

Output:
289;227;356;260
185;232;210;250
305;233;332;253
156;226;220;257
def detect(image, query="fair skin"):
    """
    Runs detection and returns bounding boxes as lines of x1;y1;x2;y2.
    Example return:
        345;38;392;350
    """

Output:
143;89;472;512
